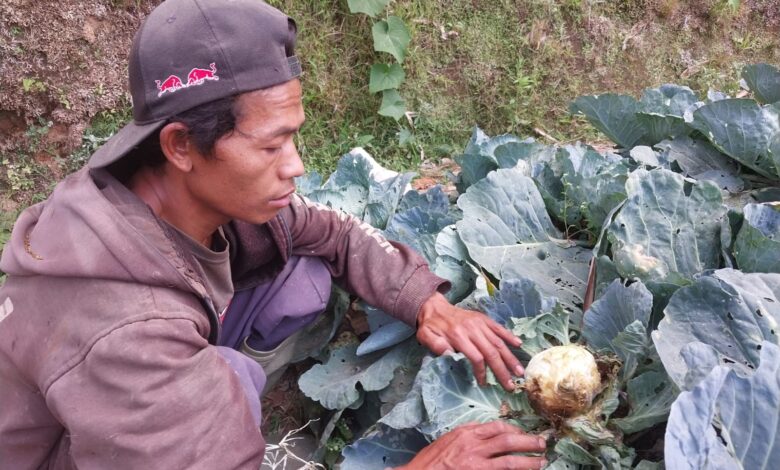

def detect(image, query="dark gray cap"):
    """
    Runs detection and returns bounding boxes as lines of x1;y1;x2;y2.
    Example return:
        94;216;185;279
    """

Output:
89;0;301;168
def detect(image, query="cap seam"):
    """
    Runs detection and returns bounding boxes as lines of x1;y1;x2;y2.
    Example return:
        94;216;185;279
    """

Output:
192;0;237;94
133;20;150;122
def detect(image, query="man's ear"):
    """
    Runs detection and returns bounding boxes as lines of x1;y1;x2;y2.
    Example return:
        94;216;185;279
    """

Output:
159;122;198;172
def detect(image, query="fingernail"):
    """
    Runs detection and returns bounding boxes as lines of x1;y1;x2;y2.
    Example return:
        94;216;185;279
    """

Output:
515;365;525;376
540;459;548;468
538;437;547;448
506;379;515;390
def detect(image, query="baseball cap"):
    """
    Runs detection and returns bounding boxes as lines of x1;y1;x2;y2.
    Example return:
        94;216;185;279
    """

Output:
88;0;301;168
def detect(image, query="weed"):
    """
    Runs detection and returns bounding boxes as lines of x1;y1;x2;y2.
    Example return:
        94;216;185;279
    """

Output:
0;210;15;285
323;418;353;468
21;78;46;94
65;105;132;173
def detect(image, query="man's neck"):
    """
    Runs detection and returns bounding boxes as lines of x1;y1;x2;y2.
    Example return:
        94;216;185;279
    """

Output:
127;166;219;247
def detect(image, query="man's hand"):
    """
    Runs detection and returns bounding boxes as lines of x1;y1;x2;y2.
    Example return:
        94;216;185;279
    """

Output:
416;292;524;391
397;421;547;470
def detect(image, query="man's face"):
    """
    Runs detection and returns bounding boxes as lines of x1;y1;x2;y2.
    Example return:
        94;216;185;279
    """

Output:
186;79;305;225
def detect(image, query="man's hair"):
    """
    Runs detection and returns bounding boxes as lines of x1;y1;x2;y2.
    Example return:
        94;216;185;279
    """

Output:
111;94;238;178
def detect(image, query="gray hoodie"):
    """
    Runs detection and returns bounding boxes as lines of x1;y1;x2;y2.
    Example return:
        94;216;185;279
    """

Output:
0;167;447;469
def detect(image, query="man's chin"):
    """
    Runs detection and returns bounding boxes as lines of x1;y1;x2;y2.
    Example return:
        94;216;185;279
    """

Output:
241;208;282;225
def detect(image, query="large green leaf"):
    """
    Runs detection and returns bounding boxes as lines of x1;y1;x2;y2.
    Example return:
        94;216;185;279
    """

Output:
509;303;570;356
368;63;405;93
307;186;368;219
582;280;653;353
770;132;780;178
418;354;541;439
631;85;699;146
454;127;524;191
639;84;698;117
655;136;744;192
340;426;428;470
569;94;646;148
479;277;558;327
385;186;456;264
456;167;591;316
734;203;780;273
652;269;780;388
498;244;591;321
379;356;431;430
456;167;559;256
611;370;677;434
556;144;630;232
689;99;780;179
554;438;602;466
378;89;406;120
432;226;477;303
356;320;415;356
372;16;410;63
742;63;780;104
608;169;727;284
310;149;414;228
665;342;780;470
299;340;423;410
493;141;557;172
635;113;689;146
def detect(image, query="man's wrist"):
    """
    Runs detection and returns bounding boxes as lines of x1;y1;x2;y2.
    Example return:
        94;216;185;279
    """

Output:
416;291;448;328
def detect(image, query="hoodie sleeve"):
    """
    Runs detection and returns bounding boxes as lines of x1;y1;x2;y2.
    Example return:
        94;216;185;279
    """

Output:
282;195;451;325
45;318;265;469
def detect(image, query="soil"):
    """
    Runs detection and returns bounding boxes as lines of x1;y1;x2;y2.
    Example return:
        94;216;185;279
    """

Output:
0;0;157;156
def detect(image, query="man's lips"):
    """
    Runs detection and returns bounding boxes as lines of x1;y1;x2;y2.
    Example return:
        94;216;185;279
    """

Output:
268;188;295;206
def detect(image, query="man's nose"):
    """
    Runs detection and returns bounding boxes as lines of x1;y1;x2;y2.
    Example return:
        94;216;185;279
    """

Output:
281;139;305;178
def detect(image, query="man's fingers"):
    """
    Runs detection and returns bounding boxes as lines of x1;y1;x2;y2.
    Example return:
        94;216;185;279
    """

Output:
455;336;487;385
488;330;525;380
482;431;548;455
472;330;515;390
470;420;516;439
488;319;523;348
417;328;454;356
488;455;548;470
471;422;548;467
482;317;525;377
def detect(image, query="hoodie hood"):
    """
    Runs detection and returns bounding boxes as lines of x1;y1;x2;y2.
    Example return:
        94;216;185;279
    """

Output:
0;168;205;297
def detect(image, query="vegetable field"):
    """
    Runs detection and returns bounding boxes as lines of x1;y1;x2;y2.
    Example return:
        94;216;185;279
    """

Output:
289;63;780;469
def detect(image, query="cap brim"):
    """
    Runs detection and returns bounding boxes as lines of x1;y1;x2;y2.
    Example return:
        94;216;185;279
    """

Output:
88;119;166;169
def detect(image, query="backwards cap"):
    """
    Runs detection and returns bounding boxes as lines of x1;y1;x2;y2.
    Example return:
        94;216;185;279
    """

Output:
88;0;300;168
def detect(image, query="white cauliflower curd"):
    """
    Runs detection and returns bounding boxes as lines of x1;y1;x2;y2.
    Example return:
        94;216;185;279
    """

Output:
523;345;602;418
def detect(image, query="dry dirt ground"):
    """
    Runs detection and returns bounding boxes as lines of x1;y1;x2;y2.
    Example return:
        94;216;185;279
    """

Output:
0;0;154;156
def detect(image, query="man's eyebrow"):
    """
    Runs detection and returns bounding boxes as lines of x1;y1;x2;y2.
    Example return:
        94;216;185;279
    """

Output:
235;122;304;140
270;124;303;137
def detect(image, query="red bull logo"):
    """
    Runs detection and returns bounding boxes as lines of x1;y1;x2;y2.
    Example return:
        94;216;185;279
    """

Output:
155;63;220;97
187;63;219;86
155;75;184;96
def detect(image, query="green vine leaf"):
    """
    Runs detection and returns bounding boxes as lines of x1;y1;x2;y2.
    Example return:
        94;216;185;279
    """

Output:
372;16;411;64
378;89;406;120
347;0;391;17
369;63;406;94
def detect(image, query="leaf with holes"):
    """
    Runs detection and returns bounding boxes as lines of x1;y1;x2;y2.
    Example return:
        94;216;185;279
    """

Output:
665;342;780;470
734;203;780;273
652;269;780;388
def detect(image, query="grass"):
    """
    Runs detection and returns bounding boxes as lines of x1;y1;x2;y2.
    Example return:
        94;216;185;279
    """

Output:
2;0;779;207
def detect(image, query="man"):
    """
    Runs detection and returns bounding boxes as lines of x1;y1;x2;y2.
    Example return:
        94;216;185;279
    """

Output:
0;0;547;468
